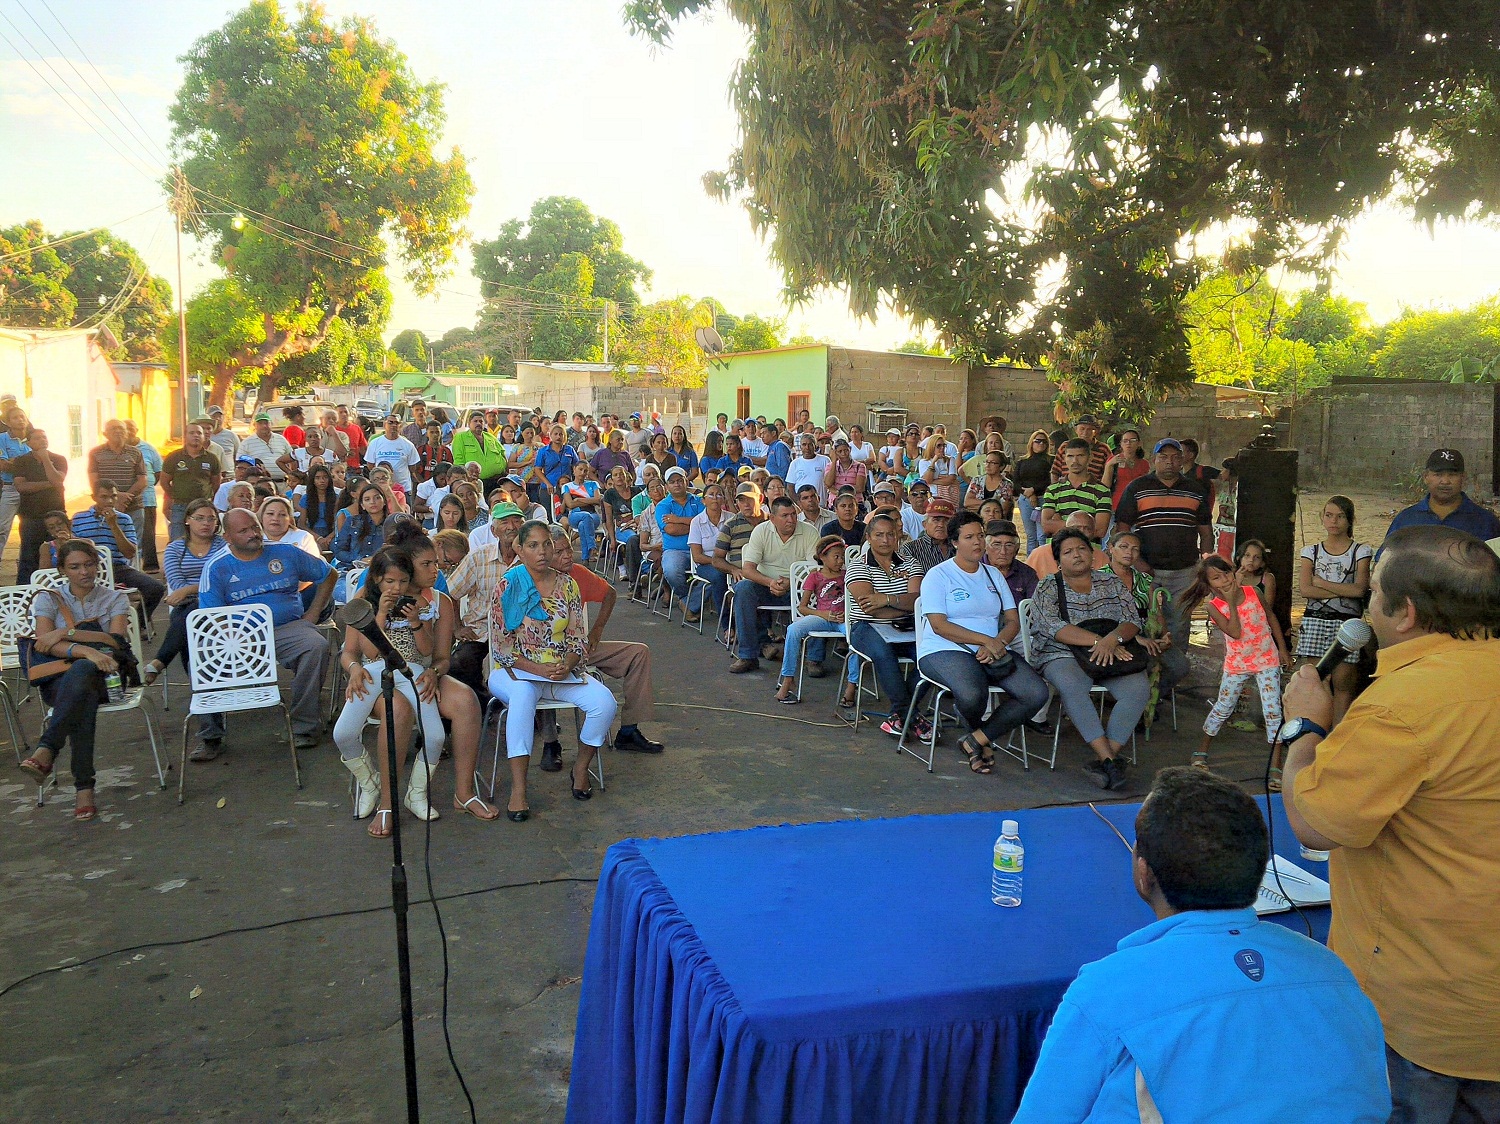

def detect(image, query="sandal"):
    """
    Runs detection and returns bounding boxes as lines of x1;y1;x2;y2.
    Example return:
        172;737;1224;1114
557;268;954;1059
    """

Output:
19;752;53;782
74;798;97;822
453;794;500;821
142;659;165;687
959;734;993;774
368;809;393;838
1267;766;1283;793
1190;751;1210;769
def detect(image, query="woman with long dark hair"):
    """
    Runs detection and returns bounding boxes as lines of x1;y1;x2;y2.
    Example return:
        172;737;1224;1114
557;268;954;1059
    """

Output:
333;482;390;569
668;425;699;482
1294;495;1371;726
1012;429;1053;552
435;493;468;535
301;464;340;550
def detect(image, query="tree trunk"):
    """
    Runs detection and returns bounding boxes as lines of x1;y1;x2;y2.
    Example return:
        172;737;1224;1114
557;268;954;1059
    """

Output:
208;366;237;413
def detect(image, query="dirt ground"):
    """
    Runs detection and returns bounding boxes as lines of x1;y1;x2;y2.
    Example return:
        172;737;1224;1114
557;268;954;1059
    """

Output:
0;480;1431;1121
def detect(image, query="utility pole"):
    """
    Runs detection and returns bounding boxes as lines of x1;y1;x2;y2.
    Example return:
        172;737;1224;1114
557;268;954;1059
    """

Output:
169;168;194;439
602;299;611;365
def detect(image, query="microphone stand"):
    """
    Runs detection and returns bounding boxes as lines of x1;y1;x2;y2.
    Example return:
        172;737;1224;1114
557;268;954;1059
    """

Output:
381;664;421;1122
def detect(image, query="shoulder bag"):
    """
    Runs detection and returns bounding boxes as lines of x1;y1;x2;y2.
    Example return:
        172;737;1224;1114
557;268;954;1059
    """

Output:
1054;572;1147;681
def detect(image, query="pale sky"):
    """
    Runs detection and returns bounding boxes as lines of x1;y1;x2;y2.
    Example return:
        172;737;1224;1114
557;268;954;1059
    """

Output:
3;0;1499;352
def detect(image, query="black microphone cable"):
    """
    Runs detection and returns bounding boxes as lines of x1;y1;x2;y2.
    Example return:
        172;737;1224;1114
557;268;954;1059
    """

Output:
1263;728;1314;938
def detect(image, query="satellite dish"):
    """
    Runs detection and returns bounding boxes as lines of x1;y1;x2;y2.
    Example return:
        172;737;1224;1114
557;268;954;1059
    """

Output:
695;326;726;356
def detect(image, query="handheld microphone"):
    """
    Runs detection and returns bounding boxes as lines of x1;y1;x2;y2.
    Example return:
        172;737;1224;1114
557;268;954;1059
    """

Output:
343;597;410;675
1314;618;1374;679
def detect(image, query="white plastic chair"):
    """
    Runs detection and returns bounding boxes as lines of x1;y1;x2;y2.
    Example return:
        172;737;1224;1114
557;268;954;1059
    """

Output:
788;560;846;701
842;618;916;731
177;604;300;803
0;584;35;755
31;612;167;805
897;596;1025;772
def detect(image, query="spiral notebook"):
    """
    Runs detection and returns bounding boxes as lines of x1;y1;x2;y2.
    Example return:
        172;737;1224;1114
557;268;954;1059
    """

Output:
1255;855;1331;915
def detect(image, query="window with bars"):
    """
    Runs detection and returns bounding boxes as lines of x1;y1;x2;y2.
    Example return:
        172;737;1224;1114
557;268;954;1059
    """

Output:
68;405;84;458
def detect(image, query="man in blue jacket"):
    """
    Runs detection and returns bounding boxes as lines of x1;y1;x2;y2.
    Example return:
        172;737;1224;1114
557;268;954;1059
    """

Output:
1384;447;1500;544
1014;767;1389;1122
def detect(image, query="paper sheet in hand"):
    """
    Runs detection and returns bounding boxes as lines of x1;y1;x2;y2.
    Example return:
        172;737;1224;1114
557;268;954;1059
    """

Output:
1254;855;1331;915
507;668;584;685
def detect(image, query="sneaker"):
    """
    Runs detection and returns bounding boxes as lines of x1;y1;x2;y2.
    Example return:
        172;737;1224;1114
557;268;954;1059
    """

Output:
879;713;905;736
189;739;223;763
1084;759;1111;789
911;716;934;741
1104;757;1129;791
293;733;321;750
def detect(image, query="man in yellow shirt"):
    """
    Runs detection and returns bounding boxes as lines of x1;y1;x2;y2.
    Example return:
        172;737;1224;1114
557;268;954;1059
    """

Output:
1282;525;1500;1119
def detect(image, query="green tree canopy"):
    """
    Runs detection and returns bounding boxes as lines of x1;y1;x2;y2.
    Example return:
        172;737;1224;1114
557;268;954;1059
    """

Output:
389;328;429;370
1373;301;1500;380
169;0;471;404
611;296;714;387
628;0;1500;417
0;222;75;329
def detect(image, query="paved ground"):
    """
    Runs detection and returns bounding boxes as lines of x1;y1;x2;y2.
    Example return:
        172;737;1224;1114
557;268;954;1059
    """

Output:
0;482;1421;1121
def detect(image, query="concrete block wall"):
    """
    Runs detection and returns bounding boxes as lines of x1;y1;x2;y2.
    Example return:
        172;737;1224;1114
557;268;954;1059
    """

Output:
967;365;1057;442
516;364;707;430
1291;381;1495;494
1137;386;1276;470
827;349;971;433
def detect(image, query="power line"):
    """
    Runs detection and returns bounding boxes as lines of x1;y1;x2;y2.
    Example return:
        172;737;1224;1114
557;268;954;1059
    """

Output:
0;19;162;183
0;204;166;264
31;0;173;165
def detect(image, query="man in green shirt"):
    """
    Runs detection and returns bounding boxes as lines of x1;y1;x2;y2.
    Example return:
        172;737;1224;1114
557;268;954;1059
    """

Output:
449;410;507;494
1042;438;1112;541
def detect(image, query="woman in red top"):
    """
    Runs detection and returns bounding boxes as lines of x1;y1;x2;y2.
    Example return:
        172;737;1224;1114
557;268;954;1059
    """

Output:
1102;429;1150;507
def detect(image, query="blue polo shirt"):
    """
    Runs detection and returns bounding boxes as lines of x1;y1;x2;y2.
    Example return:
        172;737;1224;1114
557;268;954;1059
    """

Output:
535;443;579;489
0;431;30;486
198;543;334;627
655;493;704;552
1385;492;1500;542
1014;907;1389;1122
71;507;136;567
764;441;792;480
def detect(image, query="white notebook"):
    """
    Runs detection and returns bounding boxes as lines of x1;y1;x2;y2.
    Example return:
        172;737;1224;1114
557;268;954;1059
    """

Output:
1254;855;1332;916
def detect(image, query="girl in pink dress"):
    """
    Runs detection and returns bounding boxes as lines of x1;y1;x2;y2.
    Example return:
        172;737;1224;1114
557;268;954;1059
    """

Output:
1180;556;1292;780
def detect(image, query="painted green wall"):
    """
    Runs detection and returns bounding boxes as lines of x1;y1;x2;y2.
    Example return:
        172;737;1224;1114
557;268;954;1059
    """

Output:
391;372;452;405
706;345;828;425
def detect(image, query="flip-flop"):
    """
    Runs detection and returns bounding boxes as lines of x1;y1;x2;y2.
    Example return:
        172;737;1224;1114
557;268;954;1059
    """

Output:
368;809;392;838
453;795;500;821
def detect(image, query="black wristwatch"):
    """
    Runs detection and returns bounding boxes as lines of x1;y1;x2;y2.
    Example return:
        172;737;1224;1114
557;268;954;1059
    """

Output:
1281;717;1328;745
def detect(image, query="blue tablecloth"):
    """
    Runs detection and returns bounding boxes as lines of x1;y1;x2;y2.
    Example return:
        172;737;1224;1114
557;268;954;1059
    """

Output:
567;796;1327;1124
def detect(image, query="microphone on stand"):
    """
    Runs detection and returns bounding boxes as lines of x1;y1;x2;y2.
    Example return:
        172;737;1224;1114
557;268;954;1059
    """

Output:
343;597;410;675
1314;618;1374;679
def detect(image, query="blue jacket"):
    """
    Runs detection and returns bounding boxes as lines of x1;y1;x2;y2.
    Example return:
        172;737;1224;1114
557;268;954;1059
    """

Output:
765;440;792;481
1385;492;1500;542
1014;908;1389;1123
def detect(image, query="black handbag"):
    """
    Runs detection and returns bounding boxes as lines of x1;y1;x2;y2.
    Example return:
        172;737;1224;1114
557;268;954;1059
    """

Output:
1054;573;1147;681
973;565;1016;677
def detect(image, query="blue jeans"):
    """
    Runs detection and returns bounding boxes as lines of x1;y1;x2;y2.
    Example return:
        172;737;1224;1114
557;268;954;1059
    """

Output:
168;502;188;543
689;562;726;614
660;549;692;599
1387;1043;1500;1123
38;660;107;791
1041;659;1151;745
917;649;1050;741
847;620;918;713
780;616;843;678
732;579;787;660
1017;493;1044;554
568;509;600;559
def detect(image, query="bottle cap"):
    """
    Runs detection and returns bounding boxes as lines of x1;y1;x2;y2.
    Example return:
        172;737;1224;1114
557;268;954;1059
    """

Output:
1001;819;1019;836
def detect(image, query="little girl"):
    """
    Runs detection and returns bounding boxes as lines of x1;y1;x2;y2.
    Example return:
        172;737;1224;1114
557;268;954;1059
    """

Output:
1181;555;1292;782
1234;538;1277;607
774;536;847;704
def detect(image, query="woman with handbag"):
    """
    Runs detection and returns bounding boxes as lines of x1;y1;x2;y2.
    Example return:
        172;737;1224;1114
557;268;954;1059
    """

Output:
1294;495;1371;726
916;510;1050;774
17;538;132;820
1028;527;1149;791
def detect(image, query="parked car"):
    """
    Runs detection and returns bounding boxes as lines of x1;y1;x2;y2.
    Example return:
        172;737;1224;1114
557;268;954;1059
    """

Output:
353;399;387;432
264;399;339;436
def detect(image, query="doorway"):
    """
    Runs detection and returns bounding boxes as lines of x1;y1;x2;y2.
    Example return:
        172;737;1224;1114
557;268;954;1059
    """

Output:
787;392;811;428
736;387;751;421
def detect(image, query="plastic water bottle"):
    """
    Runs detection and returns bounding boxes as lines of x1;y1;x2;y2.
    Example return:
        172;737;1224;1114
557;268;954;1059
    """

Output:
992;820;1024;907
104;671;125;705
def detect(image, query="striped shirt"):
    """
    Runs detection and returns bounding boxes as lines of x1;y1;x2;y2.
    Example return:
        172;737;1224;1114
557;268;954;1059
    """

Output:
88;443;145;493
1114;473;1212;570
1041;477;1112;521
714;514;761;566
897;533;954;575
71;507;136;567
163;535;226;592
844;553;921;623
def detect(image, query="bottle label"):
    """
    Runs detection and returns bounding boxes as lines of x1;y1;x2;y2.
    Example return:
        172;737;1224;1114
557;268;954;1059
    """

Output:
994;852;1023;873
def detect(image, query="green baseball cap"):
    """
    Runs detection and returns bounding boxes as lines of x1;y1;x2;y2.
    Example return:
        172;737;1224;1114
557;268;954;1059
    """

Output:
489;501;524;521
253;412;271;422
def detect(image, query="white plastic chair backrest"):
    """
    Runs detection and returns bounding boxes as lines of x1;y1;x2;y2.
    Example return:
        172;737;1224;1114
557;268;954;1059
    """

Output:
1017;597;1035;661
97;550;114;587
342;567;367;603
913;593;929;648
845;544;863;570
0;584;35;663
185;604;279;692
124;610;145;670
789;560;816;623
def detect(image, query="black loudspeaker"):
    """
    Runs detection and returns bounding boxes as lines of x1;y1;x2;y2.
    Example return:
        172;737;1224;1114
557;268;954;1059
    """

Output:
1234;436;1298;635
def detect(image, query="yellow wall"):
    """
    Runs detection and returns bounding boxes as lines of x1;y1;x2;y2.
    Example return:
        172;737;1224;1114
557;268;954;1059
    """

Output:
116;367;177;450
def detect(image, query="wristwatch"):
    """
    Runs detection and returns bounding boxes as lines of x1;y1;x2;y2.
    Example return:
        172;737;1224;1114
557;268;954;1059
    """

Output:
1281;717;1328;745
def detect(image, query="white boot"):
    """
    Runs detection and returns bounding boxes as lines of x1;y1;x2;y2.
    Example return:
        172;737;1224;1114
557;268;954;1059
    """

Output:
342;751;381;819
403;759;440;821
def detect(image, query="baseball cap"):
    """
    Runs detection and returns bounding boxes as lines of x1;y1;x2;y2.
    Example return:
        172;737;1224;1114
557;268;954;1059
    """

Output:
1153;438;1183;454
630;412;642;420
488;501;524;521
208;405;224;416
664;466;687;481
886;428;901;436
504;474;527;488
253;412;271;422
737;465;753;477
907;480;931;494
1426;448;1465;473
872;480;897;495
1076;414;1101;427
735;482;761;497
926;498;957;520
235;455;258;466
